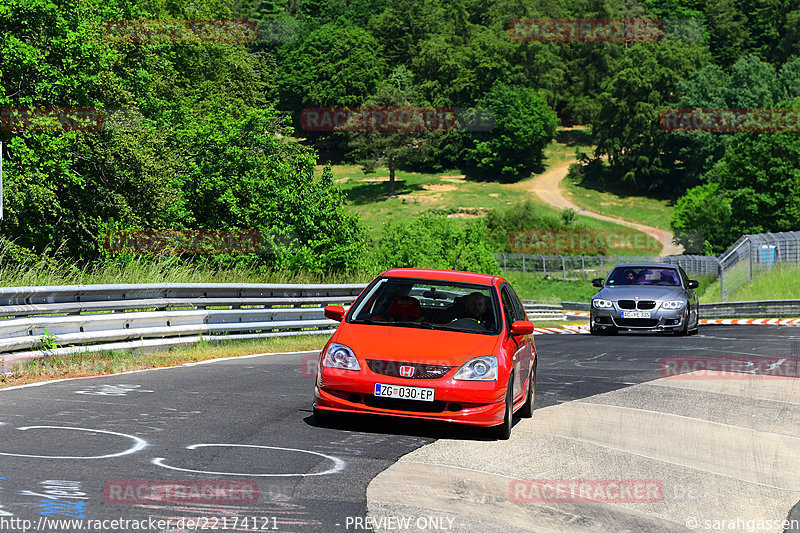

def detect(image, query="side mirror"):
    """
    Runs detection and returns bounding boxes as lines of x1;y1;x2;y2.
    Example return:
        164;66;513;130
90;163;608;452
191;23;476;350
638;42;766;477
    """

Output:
592;278;604;288
510;320;534;336
324;305;345;321
687;280;699;289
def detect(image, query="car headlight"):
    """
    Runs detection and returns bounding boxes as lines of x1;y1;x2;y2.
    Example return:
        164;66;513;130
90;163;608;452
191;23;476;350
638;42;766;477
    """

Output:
592;299;613;309
321;343;361;371
660;300;686;310
453;356;498;381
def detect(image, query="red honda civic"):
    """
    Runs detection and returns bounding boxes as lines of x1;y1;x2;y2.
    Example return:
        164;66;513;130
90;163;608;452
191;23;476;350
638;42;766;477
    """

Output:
312;268;537;439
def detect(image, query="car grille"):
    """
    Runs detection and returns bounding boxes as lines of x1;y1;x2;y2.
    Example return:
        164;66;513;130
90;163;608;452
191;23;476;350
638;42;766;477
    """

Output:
615;318;659;327
366;359;452;379
618;300;656;310
363;395;448;413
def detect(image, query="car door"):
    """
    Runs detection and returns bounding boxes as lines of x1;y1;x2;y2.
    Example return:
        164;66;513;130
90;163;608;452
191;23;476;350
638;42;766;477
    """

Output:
500;284;529;401
678;266;699;326
507;284;534;393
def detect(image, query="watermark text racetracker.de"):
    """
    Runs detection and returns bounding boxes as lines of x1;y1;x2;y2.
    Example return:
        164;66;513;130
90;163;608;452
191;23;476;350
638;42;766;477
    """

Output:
509;229;662;255
509;479;663;503
508;18;703;42
300;107;495;132
660;356;800;379
103;229;295;255
0;107;144;132
660;108;800;133
104;480;258;505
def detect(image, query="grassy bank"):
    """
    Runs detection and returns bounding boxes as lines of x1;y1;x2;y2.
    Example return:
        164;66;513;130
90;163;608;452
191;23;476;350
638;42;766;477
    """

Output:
562;174;675;231
502;271;599;302
323;133;664;255
701;264;800;303
0;254;374;287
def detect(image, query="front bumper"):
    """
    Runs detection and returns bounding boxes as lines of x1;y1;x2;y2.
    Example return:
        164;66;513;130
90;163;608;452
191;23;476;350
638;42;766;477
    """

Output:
313;368;508;427
591;306;687;332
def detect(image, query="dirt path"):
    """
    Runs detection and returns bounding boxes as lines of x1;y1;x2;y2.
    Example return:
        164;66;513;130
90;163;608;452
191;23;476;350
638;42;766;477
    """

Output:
530;159;685;255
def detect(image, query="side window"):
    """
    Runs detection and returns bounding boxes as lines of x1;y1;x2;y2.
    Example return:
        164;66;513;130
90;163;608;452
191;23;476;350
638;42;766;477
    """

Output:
507;285;527;321
500;287;517;331
678;266;689;287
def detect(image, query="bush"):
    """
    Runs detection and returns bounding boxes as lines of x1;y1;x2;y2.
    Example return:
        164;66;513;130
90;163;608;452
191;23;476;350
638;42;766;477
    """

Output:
462;82;558;180
370;215;500;275
484;200;575;252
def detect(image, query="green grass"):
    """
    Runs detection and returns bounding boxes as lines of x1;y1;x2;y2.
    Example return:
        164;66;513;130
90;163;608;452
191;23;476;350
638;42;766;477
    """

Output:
562;175;676;231
548;127;677;231
0;254;373;287
2;334;330;388
502;271;599;302
701;264;800;303
321;129;662;254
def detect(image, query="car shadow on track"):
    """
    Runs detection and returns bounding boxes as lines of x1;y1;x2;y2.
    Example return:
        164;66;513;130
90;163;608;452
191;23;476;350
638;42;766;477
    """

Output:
300;411;524;441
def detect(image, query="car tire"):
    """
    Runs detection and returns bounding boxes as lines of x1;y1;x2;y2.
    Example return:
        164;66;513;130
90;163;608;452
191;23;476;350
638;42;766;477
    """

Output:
518;367;535;418
604;327;618;336
590;325;601;335
689;315;700;336
492;376;514;440
674;310;689;336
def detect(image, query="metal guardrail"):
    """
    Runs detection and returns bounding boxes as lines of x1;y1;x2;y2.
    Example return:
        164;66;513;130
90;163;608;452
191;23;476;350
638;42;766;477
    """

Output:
530;300;800;318
699;300;800;319
1;284;795;372
522;302;565;321
0;283;367;371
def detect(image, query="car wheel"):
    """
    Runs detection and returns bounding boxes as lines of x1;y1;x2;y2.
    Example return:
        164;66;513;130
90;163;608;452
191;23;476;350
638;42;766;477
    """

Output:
689;315;700;336
492;376;514;440
604;327;618;336
518;367;535;418
590;324;602;335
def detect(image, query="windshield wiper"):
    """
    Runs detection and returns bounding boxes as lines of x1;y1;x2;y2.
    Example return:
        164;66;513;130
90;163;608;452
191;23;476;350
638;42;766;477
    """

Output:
351;319;436;329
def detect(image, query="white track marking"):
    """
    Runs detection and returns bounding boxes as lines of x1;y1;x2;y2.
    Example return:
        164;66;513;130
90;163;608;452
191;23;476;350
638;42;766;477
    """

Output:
152;444;345;477
0;426;147;459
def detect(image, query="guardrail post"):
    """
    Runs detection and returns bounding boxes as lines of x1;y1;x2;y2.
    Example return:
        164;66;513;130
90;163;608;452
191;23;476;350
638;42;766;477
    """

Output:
522;255;526;273
560;255;566;280
581;256;585;280
502;253;507;270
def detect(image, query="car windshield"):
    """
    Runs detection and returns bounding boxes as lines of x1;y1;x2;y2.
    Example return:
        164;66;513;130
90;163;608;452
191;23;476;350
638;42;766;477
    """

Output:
606;267;681;286
349;278;499;334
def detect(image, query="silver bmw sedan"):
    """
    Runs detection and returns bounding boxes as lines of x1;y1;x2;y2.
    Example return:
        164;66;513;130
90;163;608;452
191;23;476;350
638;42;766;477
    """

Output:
589;263;700;336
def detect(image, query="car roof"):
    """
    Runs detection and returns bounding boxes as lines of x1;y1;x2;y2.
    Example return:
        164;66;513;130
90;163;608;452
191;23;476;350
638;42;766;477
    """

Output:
380;268;500;286
612;263;679;269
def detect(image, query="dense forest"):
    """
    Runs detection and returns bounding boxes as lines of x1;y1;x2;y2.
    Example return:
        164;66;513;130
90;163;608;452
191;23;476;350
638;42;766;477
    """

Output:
0;0;798;274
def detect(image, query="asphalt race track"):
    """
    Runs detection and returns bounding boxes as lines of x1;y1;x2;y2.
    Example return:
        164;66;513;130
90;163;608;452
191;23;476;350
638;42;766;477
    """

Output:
0;325;797;533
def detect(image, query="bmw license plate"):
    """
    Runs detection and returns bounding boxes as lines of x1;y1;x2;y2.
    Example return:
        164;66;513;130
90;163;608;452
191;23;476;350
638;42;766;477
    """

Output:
374;383;434;402
622;311;651;318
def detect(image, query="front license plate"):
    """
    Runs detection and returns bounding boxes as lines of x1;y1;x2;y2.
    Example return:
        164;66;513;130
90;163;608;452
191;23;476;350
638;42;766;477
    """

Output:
374;383;435;402
622;311;651;318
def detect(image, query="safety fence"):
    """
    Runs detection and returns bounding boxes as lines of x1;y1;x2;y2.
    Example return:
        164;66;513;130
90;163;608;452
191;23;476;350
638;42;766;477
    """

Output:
496;230;800;301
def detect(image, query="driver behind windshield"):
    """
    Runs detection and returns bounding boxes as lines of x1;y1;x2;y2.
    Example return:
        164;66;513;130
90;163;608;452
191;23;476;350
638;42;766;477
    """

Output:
463;291;487;320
